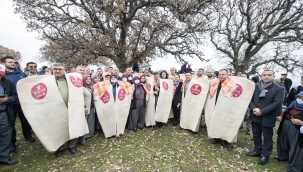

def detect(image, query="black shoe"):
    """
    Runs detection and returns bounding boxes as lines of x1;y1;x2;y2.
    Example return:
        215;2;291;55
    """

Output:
69;146;77;154
133;128;137;132
201;124;207;128
25;137;36;142
156;122;162;128
274;156;289;161
172;121;178;126
224;142;233;151
210;138;221;144
257;156;269;165
55;150;63;157
10;145;16;153
246;151;261;157
0;159;18;166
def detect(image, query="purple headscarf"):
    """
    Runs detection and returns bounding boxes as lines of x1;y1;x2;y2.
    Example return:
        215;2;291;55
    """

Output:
133;76;142;92
91;73;101;85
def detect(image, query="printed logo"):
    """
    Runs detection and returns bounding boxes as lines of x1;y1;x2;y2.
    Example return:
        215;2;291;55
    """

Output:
69;75;82;88
101;91;110;104
147;84;151;91
162;81;168;90
118;88;126;101
232;84;243;98
190;84;202;95
31;83;47;100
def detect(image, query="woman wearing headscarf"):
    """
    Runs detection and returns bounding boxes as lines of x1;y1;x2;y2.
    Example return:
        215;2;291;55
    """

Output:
172;74;183;126
91;73;101;85
91;73;102;132
128;76;149;131
276;91;303;172
79;75;95;145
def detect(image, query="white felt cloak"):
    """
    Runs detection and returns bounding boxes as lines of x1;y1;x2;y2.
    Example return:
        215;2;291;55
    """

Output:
17;73;89;152
204;77;255;143
180;79;209;132
155;79;174;123
145;77;156;126
94;84;131;138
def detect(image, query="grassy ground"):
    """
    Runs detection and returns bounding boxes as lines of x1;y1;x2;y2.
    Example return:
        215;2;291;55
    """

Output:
1;119;287;172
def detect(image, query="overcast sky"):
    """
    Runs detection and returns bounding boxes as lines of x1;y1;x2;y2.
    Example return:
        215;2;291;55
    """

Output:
0;1;301;86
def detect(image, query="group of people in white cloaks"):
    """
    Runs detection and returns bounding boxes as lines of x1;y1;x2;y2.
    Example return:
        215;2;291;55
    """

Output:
10;63;303;171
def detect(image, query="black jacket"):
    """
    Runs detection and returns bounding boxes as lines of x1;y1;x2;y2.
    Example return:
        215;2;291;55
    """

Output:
249;82;285;127
172;82;182;106
280;78;292;93
0;77;18;124
286;85;303;106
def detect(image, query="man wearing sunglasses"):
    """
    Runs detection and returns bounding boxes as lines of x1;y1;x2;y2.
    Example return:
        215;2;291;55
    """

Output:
24;62;42;76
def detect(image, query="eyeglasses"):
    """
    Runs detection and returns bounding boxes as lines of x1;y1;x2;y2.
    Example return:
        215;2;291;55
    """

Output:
53;68;64;71
29;66;37;68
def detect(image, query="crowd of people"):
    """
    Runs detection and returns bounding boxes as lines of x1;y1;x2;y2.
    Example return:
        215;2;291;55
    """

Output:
0;56;302;172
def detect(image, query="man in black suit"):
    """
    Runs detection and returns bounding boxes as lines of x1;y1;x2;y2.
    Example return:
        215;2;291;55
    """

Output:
286;76;303;106
280;73;292;93
246;70;285;165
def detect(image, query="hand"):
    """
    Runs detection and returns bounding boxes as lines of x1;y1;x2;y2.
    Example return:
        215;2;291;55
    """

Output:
277;116;282;122
177;103;181;107
291;118;303;125
155;87;160;91
253;108;262;116
146;101;148;106
0;95;8;103
84;108;88;114
154;91;158;95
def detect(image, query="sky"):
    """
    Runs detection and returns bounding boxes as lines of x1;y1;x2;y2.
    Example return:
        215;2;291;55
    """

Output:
0;1;302;86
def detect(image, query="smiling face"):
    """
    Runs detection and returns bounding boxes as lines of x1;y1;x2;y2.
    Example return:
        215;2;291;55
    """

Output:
161;72;167;79
140;76;146;83
174;75;180;82
27;63;37;74
207;70;213;78
53;65;66;79
94;76;100;83
85;76;92;85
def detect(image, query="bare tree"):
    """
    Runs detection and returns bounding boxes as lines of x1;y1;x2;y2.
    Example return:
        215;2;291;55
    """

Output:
207;0;303;74
0;45;22;60
13;0;213;71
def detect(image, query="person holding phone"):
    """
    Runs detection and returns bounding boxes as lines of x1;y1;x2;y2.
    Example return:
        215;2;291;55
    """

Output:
0;64;18;165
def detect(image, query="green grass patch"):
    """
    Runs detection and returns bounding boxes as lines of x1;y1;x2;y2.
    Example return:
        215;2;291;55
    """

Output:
1;119;288;171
